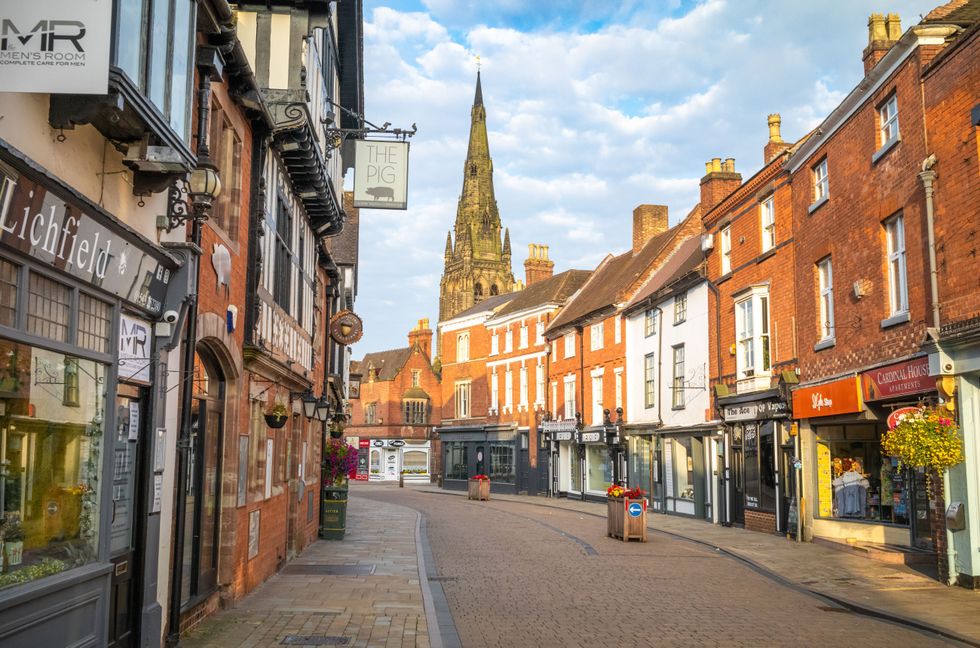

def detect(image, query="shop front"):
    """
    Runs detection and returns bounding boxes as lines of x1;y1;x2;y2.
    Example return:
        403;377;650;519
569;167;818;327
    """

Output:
440;424;518;494
718;390;791;534
651;426;724;521
0;153;180;646
625;429;659;511
367;438;431;482
553;426;617;502
796;372;932;548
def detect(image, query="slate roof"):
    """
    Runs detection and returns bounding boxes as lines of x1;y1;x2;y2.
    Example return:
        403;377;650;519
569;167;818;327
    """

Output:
490;270;592;320
447;292;517;321
624;236;705;313
546;217;693;334
359;347;412;381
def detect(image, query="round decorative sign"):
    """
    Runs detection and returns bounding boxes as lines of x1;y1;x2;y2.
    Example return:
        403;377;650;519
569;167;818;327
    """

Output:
887;406;919;430
330;310;363;345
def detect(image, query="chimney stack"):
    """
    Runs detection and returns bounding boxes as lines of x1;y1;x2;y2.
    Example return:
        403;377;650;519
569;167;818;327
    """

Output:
699;158;742;215
524;244;555;287
863;13;901;74
408;318;433;357
632;205;669;254
764;113;792;163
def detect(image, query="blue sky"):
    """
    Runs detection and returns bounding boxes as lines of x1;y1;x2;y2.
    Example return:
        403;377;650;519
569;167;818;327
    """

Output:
349;0;939;356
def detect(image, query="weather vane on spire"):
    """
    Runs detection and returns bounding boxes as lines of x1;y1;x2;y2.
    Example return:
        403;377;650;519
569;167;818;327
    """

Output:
475;54;481;72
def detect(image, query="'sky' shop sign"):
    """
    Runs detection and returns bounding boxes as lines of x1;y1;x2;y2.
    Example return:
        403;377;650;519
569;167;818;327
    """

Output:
353;140;410;210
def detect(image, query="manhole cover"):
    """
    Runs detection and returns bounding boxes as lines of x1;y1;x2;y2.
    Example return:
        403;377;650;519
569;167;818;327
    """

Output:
281;636;350;646
281;564;374;576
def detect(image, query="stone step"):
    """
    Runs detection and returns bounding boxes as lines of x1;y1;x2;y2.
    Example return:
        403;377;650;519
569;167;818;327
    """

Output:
813;536;935;565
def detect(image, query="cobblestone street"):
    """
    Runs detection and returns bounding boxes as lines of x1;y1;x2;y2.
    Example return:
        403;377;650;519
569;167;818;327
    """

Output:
363;486;957;648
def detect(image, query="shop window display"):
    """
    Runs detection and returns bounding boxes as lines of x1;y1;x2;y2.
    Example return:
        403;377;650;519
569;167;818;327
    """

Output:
742;423;777;511
568;445;582;492
0;339;104;589
628;436;653;501
402;450;428;475
816;425;914;525
586;445;611;493
671;438;695;500
446;443;467;480
489;444;514;483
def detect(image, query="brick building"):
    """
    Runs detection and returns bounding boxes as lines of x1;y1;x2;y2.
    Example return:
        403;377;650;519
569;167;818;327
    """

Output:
701;121;803;535
347;320;441;482
783;10;973;565
545;205;701;500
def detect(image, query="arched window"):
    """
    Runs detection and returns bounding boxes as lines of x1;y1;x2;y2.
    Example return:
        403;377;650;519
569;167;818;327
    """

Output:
474;283;483;301
490;284;499;296
469;164;477;176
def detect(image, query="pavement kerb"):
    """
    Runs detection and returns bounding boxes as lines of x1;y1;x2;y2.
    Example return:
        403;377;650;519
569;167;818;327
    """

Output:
414;510;444;648
411;486;978;648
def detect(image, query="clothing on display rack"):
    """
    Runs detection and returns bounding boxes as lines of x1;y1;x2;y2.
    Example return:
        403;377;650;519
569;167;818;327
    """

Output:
832;469;870;518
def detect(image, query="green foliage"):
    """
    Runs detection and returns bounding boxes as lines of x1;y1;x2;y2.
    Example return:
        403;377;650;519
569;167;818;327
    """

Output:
881;406;964;472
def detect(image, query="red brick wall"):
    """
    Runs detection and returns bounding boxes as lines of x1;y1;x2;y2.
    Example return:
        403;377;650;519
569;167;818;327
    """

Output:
703;159;798;393
923;29;980;327
440;320;493;423
745;510;776;534
790;53;930;383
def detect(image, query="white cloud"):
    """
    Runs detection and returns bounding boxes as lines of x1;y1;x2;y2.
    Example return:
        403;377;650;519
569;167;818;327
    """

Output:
354;0;938;353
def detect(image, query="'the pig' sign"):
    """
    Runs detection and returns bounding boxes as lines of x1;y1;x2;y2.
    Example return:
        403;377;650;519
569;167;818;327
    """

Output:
353;140;409;210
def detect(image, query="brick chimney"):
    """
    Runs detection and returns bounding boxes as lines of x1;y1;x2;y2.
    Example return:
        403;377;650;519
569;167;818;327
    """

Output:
632;204;669;254
763;114;792;163
408;318;433;356
699;158;742;215
524;244;555;286
863;13;901;74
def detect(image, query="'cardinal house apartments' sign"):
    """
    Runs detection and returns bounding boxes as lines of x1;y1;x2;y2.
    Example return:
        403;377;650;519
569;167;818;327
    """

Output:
353;140;409;210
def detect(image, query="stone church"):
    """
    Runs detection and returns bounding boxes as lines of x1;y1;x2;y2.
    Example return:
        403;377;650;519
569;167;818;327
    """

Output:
438;72;517;322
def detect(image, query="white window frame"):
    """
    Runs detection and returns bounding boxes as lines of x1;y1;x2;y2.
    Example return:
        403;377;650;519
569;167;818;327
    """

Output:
591;375;604;426
644;353;656;409
813;158;829;203
490;370;498;412
885;215;908;316
720;226;732;275
734;287;772;380
519;323;529;349
490;333;499;356
535;363;545;406
535;321;545;345
879;94;899;147
674;292;687;324
455;381;471;419
614;316;622;345
590;321;604;351
457;332;470;362
760;196;775;252
563;375;576;419
614;368;623;411
644;309;657;338
672;344;685;410
551;381;558;416
818;257;835;341
505;367;513;410
411;369;421;387
505;328;513;353
520;366;528;407
564;332;575;358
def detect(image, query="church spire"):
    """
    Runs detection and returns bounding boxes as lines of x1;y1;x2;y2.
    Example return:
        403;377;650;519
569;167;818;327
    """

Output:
474;70;483;106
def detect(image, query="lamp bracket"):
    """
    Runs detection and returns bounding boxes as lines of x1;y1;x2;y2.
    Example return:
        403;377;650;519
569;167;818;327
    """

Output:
160;178;193;233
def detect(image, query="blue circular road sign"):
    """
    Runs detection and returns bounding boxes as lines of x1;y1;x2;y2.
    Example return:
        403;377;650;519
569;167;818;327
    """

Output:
628;502;643;517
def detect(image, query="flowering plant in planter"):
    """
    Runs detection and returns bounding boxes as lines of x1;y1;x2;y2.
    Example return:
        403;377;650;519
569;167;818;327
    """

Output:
607;484;645;499
322;440;358;487
881;406;964;472
470;474;490;481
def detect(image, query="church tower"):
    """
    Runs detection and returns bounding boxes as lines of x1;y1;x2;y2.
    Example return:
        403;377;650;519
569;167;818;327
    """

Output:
439;72;516;322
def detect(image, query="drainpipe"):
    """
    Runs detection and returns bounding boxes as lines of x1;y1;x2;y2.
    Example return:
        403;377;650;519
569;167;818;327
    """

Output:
918;155;940;330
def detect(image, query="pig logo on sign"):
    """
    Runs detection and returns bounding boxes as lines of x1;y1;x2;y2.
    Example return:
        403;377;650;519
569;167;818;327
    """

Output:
365;186;394;201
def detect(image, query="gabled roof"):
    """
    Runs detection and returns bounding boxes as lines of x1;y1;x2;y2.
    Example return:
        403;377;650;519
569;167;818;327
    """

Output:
359;347;412;381
925;0;980;23
447;292;517;321
546;217;692;333
625;236;705;313
490;270;592;321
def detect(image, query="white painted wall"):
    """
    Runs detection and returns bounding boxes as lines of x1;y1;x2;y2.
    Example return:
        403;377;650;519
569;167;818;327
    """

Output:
625;281;711;429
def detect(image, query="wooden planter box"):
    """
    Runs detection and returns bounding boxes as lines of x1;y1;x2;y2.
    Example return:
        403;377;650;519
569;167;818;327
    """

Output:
467;478;490;501
607;497;648;542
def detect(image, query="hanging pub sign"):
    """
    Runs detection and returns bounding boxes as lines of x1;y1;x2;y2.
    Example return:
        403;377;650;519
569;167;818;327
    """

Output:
0;0;112;94
352;140;409;210
330;310;363;345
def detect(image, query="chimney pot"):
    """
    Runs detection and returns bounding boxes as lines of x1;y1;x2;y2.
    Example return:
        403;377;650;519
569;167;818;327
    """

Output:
408;319;433;356
767;113;783;142
711;158;722;172
725;158;736;172
524;242;555;286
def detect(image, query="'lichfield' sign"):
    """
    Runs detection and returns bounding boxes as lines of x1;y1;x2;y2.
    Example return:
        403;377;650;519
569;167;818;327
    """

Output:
0;168;170;315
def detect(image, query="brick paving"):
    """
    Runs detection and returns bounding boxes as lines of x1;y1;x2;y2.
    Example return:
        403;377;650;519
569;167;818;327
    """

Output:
182;496;431;648
362;484;963;648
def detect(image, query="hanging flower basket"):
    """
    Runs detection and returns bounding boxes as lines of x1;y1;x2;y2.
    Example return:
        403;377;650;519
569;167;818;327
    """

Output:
264;413;287;428
607;485;647;542
468;475;490;501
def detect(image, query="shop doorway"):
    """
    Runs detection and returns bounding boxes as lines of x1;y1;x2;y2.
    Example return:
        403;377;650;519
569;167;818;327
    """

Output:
182;349;224;608
107;384;149;648
779;441;797;536
910;468;932;549
729;441;745;526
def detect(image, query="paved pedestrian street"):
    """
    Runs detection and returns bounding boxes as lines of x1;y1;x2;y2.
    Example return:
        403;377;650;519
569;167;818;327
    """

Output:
183;484;976;648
